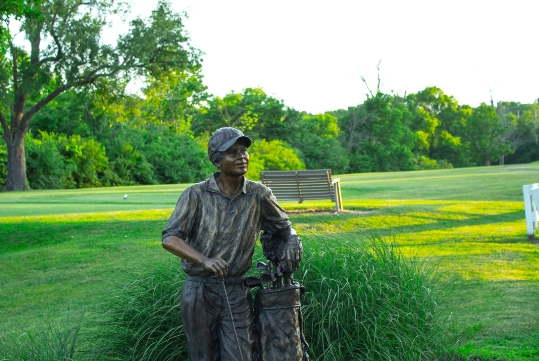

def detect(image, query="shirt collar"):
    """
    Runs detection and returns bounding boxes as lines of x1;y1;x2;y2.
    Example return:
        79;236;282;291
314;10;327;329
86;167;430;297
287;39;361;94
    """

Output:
206;172;251;195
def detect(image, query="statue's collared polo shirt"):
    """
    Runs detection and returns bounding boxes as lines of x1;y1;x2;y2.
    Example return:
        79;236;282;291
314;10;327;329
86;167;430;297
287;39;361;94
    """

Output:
162;172;291;277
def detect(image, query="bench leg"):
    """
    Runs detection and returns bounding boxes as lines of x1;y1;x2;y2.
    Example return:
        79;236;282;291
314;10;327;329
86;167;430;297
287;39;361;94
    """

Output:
333;180;343;213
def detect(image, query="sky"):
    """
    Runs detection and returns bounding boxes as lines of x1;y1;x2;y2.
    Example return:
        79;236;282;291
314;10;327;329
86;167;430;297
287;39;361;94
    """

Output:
117;0;539;114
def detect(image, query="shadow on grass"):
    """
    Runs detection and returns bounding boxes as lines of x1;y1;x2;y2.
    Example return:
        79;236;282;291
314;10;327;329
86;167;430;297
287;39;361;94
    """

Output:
290;208;528;245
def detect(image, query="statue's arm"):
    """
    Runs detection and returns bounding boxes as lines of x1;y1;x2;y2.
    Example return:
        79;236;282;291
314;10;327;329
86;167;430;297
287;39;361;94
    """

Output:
162;235;229;278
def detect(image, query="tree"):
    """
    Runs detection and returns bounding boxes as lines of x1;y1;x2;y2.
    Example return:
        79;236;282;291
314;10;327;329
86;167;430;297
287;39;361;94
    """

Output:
0;0;41;19
0;0;41;54
292;112;349;174
336;92;416;173
496;101;539;164
464;103;511;166
142;69;207;134
409;87;470;167
245;139;305;180
0;0;201;191
192;88;288;140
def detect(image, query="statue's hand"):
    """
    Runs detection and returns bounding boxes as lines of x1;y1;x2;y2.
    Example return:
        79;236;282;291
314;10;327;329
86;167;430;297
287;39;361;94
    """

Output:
201;256;229;278
279;235;303;273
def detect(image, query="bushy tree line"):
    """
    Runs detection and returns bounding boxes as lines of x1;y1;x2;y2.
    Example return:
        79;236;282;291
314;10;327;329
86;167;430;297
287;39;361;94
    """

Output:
1;81;538;190
1;1;538;190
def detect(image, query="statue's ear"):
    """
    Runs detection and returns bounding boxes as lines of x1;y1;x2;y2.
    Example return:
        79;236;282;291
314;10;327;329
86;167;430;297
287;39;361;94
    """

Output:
212;159;221;168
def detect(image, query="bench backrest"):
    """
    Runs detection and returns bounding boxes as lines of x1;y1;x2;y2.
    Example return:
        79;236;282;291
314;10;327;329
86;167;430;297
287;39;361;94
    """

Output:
260;169;335;203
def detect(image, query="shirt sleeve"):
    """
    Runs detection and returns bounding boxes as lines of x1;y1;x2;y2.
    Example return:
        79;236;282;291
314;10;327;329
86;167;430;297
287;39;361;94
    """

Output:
162;187;199;241
260;186;292;235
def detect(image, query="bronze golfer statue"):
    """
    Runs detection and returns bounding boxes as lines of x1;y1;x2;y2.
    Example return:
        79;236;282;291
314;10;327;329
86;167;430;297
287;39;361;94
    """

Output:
162;127;307;361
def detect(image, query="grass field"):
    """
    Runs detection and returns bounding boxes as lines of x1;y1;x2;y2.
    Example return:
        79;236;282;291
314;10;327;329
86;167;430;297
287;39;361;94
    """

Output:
1;163;539;360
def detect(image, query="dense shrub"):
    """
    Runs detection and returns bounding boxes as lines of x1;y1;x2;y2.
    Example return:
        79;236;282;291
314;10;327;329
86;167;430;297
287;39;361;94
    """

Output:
98;124;212;186
143;126;213;184
100;126;157;185
246;139;305;180
56;133;109;188
414;156;453;170
25;132;109;189
26;133;76;189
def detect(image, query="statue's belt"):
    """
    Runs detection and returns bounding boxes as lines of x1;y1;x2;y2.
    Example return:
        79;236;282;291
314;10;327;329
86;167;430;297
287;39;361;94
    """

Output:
186;275;245;285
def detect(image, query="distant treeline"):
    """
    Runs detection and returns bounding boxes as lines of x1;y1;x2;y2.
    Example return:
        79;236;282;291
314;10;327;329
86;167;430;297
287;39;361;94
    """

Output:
0;82;537;189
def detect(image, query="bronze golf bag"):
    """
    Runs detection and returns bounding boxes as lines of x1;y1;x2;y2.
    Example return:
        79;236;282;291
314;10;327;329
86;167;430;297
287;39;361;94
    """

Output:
251;230;309;361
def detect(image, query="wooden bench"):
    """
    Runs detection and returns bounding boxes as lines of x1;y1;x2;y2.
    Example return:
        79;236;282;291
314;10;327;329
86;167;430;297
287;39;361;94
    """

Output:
260;169;343;213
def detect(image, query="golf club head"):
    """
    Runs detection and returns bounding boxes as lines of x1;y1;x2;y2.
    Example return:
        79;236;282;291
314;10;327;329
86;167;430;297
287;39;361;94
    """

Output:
260;273;274;283
256;261;268;272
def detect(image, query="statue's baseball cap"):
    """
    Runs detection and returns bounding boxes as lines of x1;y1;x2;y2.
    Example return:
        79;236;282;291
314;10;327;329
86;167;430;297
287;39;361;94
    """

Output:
208;127;252;160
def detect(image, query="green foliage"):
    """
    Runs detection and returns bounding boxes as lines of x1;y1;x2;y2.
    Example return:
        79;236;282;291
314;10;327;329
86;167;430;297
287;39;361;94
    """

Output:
464;103;511;166
287;112;349;174
337;93;416;173
25;132;76;189
98;124;211;186
96;263;189;361
0;312;92;361
297;135;349;174
142;70;208;133
0;0;40;17
25;132;108;189
497;101;539;164
99;125;158;186
118;1;201;78
57;134;109;188
1;0;203;191
192;88;287;140
0;0;41;56
92;237;452;361
301;237;452;360
414;155;453;170
408;87;470;167
142;126;212;184
245;139;305;180
29;89;93;137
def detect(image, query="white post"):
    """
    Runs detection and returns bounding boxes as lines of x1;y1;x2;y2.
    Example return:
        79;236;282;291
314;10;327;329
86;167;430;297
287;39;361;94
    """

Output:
523;184;539;240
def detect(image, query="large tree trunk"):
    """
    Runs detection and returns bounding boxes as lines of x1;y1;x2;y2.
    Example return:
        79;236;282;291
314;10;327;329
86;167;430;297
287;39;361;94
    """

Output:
4;134;30;191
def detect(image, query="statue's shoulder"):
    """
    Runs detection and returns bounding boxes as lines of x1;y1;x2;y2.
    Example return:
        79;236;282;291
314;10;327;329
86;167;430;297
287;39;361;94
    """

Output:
246;178;270;194
182;179;209;196
245;178;269;192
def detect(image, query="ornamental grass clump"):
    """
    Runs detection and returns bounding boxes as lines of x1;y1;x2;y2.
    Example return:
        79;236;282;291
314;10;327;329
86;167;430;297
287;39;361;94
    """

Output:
94;236;452;361
95;262;190;361
0;312;93;361
299;236;452;361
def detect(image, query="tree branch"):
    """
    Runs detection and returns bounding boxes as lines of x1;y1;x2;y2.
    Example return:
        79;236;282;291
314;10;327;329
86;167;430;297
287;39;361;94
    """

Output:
20;62;126;128
360;75;374;97
37;29;63;66
376;59;381;93
36;0;83;67
21;83;72;126
9;39;19;94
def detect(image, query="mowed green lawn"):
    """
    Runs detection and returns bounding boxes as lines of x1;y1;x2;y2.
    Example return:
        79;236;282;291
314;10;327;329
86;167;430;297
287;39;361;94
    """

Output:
1;163;539;360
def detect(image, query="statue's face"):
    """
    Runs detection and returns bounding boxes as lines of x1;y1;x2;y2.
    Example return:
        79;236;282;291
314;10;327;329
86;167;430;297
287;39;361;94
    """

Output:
217;141;249;176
